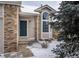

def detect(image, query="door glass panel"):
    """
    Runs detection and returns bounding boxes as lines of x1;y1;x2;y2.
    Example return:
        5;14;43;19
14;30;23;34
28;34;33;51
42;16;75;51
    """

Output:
20;21;27;36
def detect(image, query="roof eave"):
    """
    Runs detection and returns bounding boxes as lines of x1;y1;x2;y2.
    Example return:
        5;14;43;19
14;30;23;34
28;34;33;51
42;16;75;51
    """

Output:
34;5;56;13
0;1;21;6
19;12;39;16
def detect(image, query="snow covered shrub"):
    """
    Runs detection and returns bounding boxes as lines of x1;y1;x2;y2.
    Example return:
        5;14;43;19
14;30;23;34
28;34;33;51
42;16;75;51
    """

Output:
45;39;52;43
27;41;36;46
52;40;79;58
41;41;48;48
51;1;79;58
20;48;33;57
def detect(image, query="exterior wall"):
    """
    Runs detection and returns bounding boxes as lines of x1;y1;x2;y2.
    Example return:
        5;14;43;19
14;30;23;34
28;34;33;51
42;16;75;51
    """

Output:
40;9;52;39
0;18;4;54
34;16;37;40
0;4;4;54
38;15;41;39
35;15;41;40
35;8;55;40
4;4;19;52
28;16;35;41
0;5;3;17
19;16;35;42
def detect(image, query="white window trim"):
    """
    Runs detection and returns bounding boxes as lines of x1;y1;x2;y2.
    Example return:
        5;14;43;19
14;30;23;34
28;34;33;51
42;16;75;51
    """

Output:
41;10;51;39
41;10;53;39
41;11;49;33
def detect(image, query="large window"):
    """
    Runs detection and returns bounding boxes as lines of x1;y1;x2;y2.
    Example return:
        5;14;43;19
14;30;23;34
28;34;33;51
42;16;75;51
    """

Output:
42;12;49;32
43;21;49;32
20;21;27;36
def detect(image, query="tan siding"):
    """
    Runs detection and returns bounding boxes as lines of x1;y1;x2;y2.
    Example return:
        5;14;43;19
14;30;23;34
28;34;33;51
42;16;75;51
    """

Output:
34;16;37;40
38;15;41;39
37;15;41;39
28;16;35;39
34;15;41;40
19;16;35;41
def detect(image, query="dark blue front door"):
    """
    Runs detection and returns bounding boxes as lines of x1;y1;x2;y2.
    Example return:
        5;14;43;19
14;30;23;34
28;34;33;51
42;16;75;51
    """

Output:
20;21;27;36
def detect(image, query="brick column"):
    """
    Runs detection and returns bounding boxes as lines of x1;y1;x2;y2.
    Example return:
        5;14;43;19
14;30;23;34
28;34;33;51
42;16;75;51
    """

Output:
4;4;19;52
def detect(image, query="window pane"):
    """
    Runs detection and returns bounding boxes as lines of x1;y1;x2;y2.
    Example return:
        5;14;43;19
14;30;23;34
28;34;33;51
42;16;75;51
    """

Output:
43;21;49;32
43;12;48;20
20;21;27;36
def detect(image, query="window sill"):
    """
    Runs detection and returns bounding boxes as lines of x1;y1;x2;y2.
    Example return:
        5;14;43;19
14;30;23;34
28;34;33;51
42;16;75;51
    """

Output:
20;36;27;39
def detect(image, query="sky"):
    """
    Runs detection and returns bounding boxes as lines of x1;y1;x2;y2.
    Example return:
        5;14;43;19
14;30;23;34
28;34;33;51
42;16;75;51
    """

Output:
21;1;61;12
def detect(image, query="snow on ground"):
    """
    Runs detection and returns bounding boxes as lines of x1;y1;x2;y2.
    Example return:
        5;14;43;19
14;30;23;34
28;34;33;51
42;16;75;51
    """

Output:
0;40;62;58
0;52;23;58
27;40;62;58
0;54;5;58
